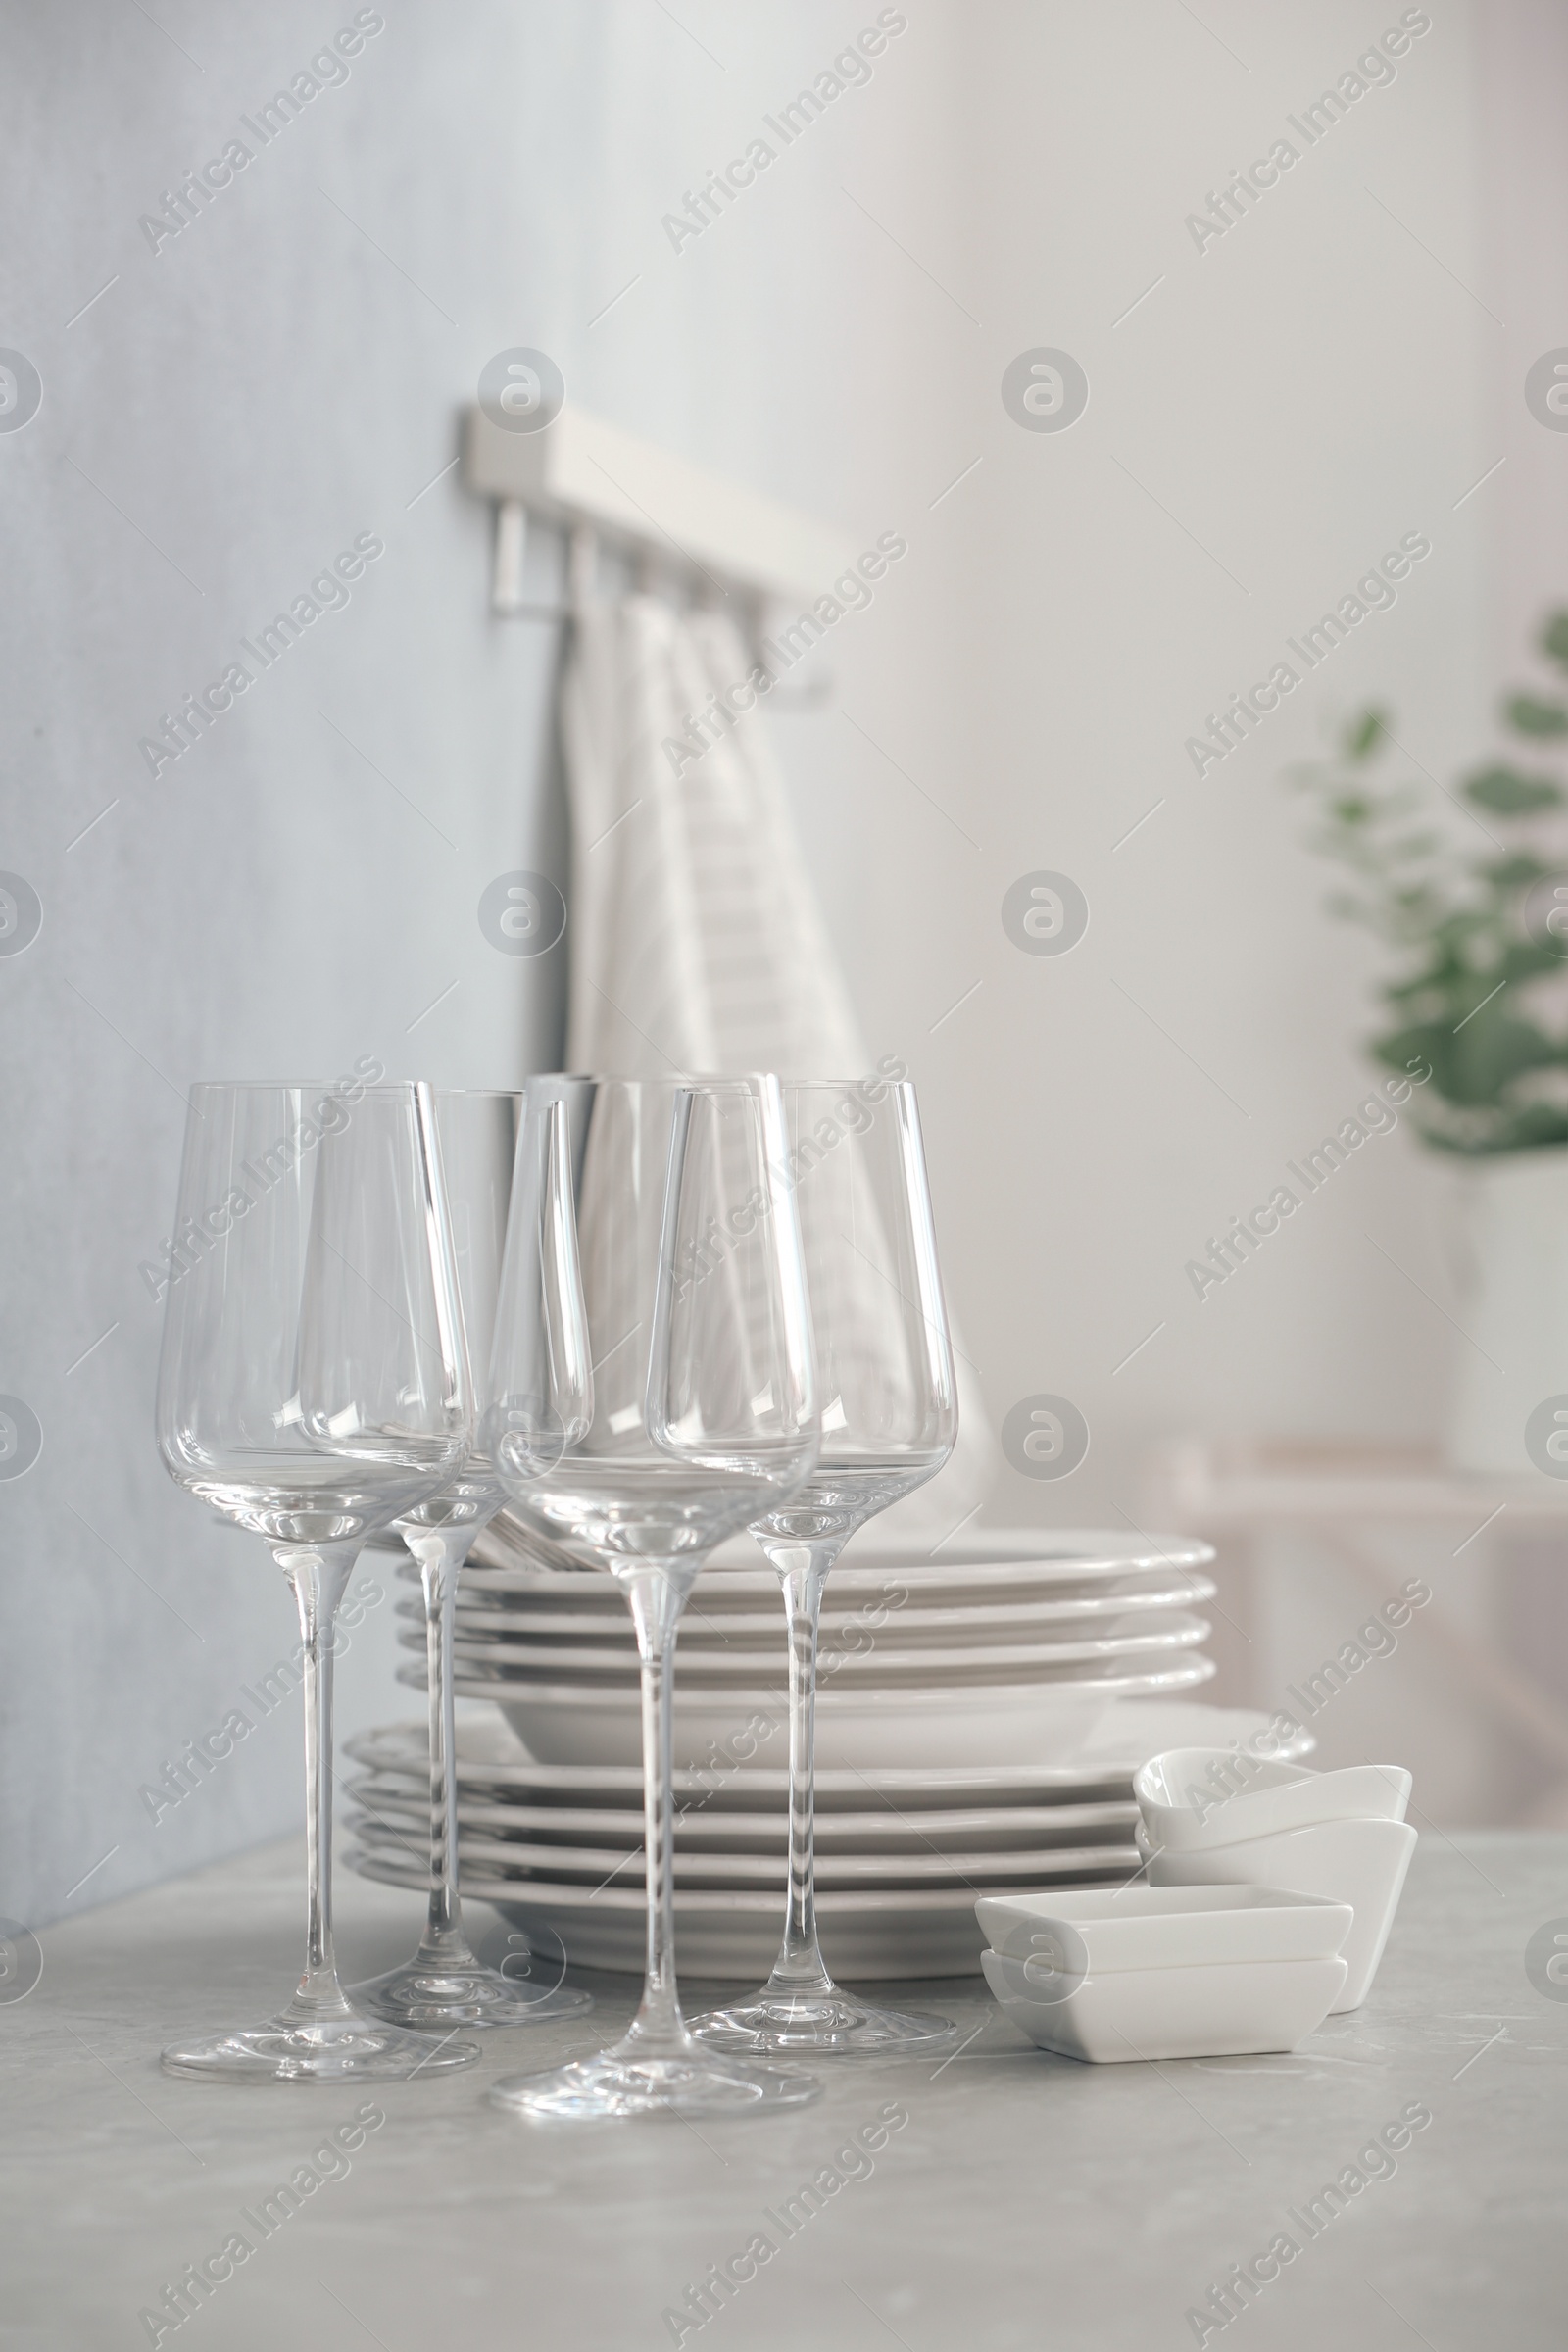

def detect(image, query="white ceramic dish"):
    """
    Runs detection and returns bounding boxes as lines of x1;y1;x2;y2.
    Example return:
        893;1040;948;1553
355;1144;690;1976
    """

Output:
427;1575;1218;1641
412;1612;1211;1681
1141;1815;1416;2010
976;1883;1353;1973
763;1526;1216;1569
979;1943;1348;2063
453;1543;1212;1599
472;1524;1222;1580
349;1814;1138;1889
482;1684;1113;1769
1135;1750;1412;1852
346;1779;1141;1852
347;1850;1133;1978
343;1702;1316;1806
437;1657;1217;1769
347;1697;1310;1803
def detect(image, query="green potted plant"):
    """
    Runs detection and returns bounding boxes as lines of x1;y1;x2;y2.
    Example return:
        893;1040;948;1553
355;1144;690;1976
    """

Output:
1288;610;1568;1473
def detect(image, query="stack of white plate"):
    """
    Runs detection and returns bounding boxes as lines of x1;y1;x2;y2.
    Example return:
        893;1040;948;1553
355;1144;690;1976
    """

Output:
391;1530;1220;1771
344;1701;1312;1978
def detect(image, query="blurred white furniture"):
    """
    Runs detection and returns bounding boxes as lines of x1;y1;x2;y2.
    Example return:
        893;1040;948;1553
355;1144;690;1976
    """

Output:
1142;1439;1568;1785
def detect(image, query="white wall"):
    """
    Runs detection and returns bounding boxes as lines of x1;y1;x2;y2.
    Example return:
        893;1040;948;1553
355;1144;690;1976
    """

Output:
2;0;1504;1925
890;0;1488;1520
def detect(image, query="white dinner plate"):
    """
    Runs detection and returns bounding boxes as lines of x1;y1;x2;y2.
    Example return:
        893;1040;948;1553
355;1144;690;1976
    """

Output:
344;1779;1141;1853
345;1778;1142;1853
455;1546;1215;1609
408;1574;1218;1640
470;1521;1216;1587
347;1849;1135;1978
348;1813;1139;1889
401;1612;1211;1681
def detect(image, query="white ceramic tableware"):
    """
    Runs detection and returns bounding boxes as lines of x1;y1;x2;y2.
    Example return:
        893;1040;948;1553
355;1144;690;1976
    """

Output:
979;1943;1348;2063
350;1852;1136;1977
1135;1749;1412;1852
347;1700;1315;1976
347;1780;1142;1853
1141;1815;1416;2010
351;1814;1138;1888
474;1654;1215;1769
413;1612;1211;1680
423;1574;1218;1639
349;1698;1311;1796
474;1521;1217;1583
976;1883;1353;1973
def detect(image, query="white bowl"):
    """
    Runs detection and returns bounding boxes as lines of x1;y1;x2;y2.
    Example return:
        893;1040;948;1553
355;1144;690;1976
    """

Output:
1135;1749;1411;1852
1141;1815;1417;2011
493;1678;1121;1769
976;1882;1353;1974
979;1943;1348;2063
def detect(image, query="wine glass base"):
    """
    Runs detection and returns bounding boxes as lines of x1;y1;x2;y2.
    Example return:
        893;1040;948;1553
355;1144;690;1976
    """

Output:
353;1958;593;2029
691;1989;958;2058
160;2010;481;2082
488;2043;820;2120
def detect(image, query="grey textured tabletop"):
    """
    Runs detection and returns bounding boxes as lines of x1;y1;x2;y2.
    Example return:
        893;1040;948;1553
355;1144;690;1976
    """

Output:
5;1833;1566;2350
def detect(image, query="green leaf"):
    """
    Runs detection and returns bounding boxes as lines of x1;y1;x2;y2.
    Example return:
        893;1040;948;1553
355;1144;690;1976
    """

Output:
1346;708;1386;759
1372;1009;1564;1108
1541;612;1568;673
1495;940;1568;984
1481;851;1559;889
1464;764;1564;814
1505;695;1568;738
1422;1103;1568;1155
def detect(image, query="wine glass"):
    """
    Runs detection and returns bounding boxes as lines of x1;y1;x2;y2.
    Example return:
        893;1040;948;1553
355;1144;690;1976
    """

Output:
155;1081;479;2081
691;1078;959;2056
353;1091;591;2029
483;1075;822;2119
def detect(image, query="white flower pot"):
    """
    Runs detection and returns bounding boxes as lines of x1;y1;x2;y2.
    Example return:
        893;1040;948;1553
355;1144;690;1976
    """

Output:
1446;1147;1568;1475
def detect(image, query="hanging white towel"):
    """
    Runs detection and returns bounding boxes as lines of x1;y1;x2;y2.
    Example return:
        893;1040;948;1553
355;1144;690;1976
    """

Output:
541;592;997;1548
562;596;869;1076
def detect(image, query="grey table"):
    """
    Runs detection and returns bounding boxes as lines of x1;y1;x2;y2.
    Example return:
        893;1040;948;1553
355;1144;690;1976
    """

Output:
5;1834;1566;2350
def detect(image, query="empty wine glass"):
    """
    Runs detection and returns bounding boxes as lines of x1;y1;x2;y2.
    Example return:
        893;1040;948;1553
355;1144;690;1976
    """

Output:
691;1078;958;2056
354;1091;591;2029
155;1081;479;2081
483;1076;822;2119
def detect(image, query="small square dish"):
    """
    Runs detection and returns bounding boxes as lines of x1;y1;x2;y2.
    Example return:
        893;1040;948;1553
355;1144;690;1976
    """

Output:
976;1883;1354;1977
979;1944;1348;2063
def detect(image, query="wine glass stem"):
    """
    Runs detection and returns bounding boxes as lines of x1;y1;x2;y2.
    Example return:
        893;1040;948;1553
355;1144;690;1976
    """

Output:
623;1566;690;2054
411;1528;479;1965
275;1540;358;2018
769;1546;836;1997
